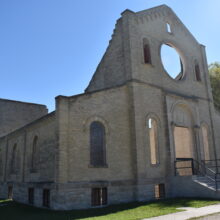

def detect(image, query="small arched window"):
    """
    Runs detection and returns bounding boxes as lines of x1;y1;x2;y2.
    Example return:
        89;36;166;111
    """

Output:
166;23;171;33
90;121;106;167
31;136;38;172
143;38;151;64
11;144;17;174
201;125;210;161
148;118;159;165
195;62;201;81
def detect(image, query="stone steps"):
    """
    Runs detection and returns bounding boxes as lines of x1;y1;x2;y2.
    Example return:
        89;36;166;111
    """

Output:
192;175;219;191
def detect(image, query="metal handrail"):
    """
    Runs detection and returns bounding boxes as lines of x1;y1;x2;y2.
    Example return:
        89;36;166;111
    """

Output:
175;158;220;191
201;159;220;173
195;160;220;191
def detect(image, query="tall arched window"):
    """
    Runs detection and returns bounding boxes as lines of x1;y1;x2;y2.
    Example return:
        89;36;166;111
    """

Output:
166;22;172;33
11;144;17;174
195;62;201;81
31;136;38;172
201;125;210;161
148;118;159;165
143;38;151;64
90;121;106;167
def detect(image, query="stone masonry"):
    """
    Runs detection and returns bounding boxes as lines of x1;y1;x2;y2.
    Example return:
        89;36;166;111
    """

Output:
0;5;220;210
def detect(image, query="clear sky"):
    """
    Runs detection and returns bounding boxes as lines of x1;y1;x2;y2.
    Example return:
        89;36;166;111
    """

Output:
0;0;220;112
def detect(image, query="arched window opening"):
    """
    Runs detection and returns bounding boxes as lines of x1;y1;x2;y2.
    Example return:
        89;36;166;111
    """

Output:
201;125;210;161
90;121;106;167
143;38;151;64
166;23;171;33
195;63;201;81
11;144;17;174
148;118;159;165
31;136;38;172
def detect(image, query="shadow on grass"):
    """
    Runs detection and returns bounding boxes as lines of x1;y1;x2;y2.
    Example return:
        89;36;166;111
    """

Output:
0;198;219;220
0;200;145;220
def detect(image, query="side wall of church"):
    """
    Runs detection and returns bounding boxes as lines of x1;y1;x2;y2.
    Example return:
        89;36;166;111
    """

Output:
53;85;146;209
130;82;171;200
0;112;57;208
0;99;48;138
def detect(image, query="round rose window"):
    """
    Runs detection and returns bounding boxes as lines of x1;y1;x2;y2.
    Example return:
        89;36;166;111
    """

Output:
161;44;184;80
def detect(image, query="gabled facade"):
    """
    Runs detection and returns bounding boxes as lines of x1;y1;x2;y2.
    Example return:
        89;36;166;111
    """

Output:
0;5;220;210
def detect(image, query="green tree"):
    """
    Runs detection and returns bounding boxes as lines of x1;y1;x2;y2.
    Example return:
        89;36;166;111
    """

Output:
209;62;220;111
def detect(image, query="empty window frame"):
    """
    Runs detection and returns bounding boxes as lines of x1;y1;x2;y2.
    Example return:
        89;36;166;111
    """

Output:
91;188;107;206
90;121;106;167
148;118;159;165
155;183;165;199
195;62;201;81
43;189;50;208
31;136;38;172
143;38;152;64
166;23;171;33
11;144;17;174
28;188;34;205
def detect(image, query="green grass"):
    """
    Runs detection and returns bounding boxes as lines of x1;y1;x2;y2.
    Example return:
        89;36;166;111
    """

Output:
0;198;219;220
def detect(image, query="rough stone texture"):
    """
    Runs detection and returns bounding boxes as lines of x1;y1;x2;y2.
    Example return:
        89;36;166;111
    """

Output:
0;4;220;210
0;98;48;138
0;112;57;207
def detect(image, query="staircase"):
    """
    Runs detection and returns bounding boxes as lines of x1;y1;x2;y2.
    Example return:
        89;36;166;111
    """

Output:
192;175;218;191
175;159;220;191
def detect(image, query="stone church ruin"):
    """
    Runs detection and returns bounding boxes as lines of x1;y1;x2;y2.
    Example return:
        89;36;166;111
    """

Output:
0;5;220;210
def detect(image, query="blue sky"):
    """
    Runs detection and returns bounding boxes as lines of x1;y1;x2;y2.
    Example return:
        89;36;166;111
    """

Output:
0;0;220;111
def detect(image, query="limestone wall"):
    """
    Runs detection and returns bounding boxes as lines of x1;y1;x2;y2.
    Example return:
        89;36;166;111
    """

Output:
0;4;219;210
130;83;168;181
56;86;134;183
85;18;126;92
0;99;48;138
0;112;56;186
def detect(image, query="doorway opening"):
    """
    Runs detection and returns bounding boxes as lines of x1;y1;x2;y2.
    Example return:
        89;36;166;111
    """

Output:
174;126;194;176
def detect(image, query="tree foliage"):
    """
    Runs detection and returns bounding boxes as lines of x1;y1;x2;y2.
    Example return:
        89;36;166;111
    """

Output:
209;62;220;111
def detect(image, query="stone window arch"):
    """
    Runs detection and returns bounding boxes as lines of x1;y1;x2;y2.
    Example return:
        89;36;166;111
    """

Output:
147;114;160;165
194;60;201;81
166;22;172;33
90;121;106;167
31;136;38;172
171;101;195;127
11;144;17;174
143;38;151;64
201;124;210;161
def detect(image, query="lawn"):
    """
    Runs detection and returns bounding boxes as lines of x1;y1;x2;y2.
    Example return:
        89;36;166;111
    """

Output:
0;198;220;220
